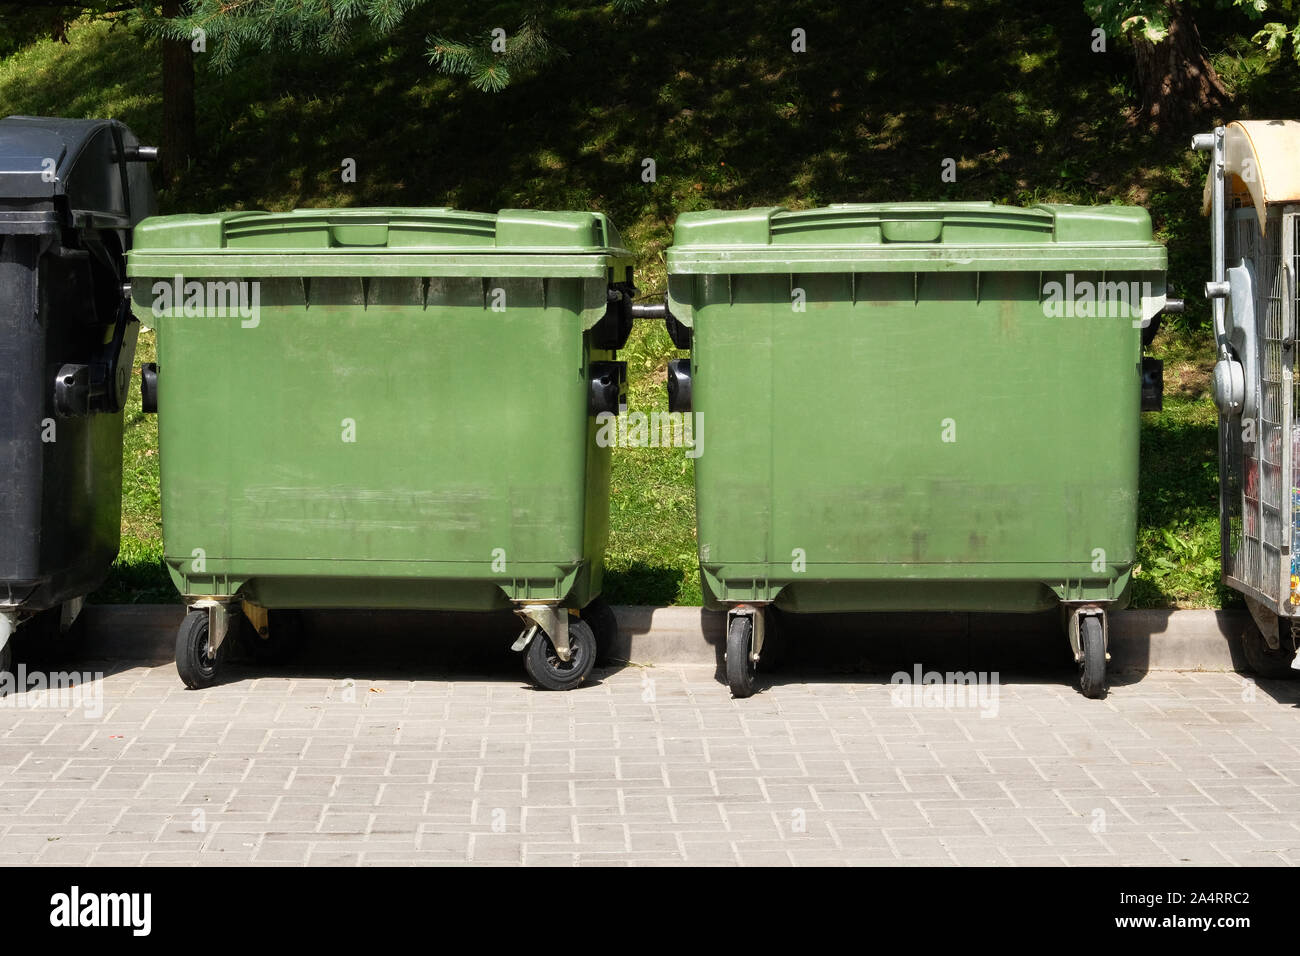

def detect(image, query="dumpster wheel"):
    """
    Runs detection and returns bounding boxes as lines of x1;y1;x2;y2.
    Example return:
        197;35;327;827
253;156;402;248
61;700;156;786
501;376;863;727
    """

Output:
1240;612;1297;680
524;618;596;691
176;608;225;690
726;615;757;699
1078;614;1107;700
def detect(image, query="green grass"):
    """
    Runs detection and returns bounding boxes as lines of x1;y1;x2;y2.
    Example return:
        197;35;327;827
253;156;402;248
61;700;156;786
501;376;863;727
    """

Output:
1134;329;1234;608
4;0;1297;607
603;320;700;605
89;330;171;604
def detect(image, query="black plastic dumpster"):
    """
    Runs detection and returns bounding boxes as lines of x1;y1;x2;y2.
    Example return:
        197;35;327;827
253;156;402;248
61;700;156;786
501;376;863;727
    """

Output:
0;116;156;678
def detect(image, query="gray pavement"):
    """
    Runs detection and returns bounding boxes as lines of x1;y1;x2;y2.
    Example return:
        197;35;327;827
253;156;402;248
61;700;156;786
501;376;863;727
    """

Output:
2;657;1299;866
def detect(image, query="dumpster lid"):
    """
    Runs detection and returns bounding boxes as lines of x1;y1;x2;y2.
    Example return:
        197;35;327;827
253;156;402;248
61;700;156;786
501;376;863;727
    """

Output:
665;202;1162;273
0;115;155;230
1200;120;1300;232
127;208;632;278
131;208;628;253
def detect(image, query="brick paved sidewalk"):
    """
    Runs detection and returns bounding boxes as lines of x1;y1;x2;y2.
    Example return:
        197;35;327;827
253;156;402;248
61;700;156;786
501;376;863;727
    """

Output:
1;663;1298;866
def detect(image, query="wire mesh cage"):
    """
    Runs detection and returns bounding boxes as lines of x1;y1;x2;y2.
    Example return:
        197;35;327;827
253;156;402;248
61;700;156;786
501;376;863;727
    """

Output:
1220;204;1296;614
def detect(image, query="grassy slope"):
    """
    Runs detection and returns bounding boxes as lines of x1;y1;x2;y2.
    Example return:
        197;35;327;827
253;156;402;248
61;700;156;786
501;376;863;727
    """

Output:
5;0;1298;607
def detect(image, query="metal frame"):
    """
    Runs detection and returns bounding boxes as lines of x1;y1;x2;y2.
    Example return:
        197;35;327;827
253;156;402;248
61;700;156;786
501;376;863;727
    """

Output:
726;603;767;662
190;599;236;655
512;604;571;662
1066;604;1108;664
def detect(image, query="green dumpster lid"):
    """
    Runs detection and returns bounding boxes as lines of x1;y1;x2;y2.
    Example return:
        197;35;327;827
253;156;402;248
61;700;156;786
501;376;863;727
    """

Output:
127;207;632;279
666;202;1165;273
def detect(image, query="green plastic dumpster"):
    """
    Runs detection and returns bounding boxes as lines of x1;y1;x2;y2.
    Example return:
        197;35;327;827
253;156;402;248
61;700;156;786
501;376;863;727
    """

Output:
663;202;1170;698
127;207;634;691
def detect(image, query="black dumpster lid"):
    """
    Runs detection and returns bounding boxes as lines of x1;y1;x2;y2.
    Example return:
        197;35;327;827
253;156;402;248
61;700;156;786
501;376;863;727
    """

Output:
0;115;156;231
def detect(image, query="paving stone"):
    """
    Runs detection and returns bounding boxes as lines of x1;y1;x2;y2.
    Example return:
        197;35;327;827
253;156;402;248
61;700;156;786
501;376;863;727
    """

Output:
1;665;1297;865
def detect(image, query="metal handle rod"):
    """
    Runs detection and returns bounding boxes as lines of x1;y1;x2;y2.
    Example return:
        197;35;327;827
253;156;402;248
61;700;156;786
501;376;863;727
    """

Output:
1193;127;1228;353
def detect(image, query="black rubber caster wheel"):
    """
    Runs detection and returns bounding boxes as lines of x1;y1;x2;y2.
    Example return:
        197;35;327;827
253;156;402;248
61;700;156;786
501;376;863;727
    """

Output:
1241;615;1296;679
1078;614;1107;700
238;609;305;665
523;618;597;691
176;608;224;689
726;614;756;699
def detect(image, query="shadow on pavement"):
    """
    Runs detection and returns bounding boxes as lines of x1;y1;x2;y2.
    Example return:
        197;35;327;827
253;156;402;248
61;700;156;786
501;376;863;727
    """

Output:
22;603;1300;704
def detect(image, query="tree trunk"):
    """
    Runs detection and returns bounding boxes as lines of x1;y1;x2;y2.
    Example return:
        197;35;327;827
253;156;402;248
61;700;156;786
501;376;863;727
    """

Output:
160;0;195;185
1130;1;1229;130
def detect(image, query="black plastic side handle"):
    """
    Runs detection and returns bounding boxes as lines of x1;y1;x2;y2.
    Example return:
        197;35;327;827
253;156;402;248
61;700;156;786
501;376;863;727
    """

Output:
667;358;691;413
592;285;636;351
102;305;139;414
589;360;626;415
1141;357;1162;413
141;363;158;414
54;364;91;417
51;301;139;417
665;310;692;350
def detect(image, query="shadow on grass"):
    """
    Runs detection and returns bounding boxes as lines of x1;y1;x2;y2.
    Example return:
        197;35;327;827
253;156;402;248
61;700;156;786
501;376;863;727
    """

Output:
600;562;689;606
90;556;176;605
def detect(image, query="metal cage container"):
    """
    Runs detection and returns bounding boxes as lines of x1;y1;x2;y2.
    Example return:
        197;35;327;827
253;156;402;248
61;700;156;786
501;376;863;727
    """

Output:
1197;121;1300;676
